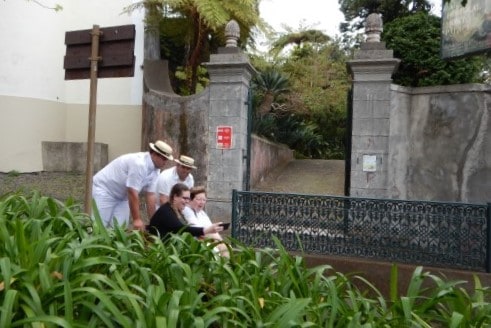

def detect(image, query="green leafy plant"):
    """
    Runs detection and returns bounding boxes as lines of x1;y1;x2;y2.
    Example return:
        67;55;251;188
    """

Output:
1;191;490;327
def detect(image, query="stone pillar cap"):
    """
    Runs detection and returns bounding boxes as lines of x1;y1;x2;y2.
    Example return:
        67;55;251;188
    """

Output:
365;13;383;43
225;20;240;47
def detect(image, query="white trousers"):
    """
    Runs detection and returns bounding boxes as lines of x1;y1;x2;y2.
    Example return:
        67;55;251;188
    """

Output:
92;187;130;228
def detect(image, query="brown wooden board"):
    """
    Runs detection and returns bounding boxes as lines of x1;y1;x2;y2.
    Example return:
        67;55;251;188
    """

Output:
64;43;134;68
64;24;135;80
65;24;135;45
65;66;135;80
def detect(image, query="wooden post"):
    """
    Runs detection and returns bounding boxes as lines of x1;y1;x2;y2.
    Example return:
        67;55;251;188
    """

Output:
64;24;135;213
84;25;102;215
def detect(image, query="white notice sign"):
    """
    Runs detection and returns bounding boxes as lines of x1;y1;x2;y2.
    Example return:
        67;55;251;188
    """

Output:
362;155;377;172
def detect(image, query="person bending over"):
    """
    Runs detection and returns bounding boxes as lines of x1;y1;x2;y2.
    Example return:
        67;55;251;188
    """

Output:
92;140;173;230
147;183;223;240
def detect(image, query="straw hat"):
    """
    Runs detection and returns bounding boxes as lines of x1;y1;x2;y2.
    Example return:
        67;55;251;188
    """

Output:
175;155;197;169
149;140;174;160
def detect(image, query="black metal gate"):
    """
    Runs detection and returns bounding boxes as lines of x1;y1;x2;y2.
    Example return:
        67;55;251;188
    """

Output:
244;87;253;191
231;190;491;272
344;87;353;196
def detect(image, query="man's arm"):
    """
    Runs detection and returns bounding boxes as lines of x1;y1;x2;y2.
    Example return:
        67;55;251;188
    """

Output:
127;187;144;230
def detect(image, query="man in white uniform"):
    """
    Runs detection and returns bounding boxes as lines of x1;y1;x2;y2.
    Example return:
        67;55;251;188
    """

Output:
92;140;173;230
155;155;197;206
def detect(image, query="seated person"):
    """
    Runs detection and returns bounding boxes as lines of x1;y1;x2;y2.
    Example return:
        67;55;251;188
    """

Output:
147;183;223;241
182;186;230;257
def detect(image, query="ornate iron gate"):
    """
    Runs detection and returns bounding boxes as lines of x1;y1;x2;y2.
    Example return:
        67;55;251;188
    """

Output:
231;190;491;272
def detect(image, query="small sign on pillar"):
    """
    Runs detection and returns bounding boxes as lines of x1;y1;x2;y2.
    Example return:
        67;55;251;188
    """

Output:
216;126;233;149
362;155;377;172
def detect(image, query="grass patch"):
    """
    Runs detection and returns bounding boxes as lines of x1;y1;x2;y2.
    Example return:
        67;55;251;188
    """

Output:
6;170;20;177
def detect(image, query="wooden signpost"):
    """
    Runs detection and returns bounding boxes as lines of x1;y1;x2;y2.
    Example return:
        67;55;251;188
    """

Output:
64;24;135;215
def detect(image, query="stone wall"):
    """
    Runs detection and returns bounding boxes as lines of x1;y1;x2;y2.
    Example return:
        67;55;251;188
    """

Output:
250;135;293;187
142;49;255;222
348;30;491;204
389;84;491;203
142;83;293;193
42;141;108;173
302;253;491;299
142;90;210;187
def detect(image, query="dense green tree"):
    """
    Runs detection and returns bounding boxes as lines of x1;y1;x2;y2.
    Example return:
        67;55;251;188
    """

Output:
383;11;485;87
252;37;351;159
338;0;473;52
126;0;262;94
283;43;350;158
253;70;290;117
338;0;432;33
271;29;330;55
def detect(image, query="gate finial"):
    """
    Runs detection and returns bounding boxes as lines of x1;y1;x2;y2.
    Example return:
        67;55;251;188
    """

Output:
365;13;383;43
225;20;240;47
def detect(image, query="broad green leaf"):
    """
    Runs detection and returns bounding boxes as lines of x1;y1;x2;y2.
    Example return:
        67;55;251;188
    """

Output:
11;315;72;328
72;287;131;327
266;298;311;326
1;289;18;328
449;311;464;328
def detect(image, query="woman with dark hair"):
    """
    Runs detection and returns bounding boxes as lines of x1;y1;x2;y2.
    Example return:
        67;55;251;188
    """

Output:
147;183;224;240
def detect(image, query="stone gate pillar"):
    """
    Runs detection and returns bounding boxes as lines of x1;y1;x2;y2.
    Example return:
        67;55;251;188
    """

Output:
204;20;256;221
347;13;400;198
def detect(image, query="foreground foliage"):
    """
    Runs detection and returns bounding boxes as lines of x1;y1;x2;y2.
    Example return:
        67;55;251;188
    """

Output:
1;192;490;327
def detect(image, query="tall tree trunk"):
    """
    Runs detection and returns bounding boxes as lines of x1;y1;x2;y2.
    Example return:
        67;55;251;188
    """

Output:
186;18;206;94
143;4;161;60
259;92;274;117
144;28;161;60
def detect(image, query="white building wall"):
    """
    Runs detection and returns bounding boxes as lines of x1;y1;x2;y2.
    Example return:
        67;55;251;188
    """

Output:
0;0;145;172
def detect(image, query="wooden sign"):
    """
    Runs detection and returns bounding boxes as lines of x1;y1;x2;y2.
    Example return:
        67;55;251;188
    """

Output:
64;24;135;80
63;24;136;215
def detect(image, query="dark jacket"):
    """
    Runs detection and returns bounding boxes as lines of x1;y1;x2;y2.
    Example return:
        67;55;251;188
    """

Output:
147;202;204;239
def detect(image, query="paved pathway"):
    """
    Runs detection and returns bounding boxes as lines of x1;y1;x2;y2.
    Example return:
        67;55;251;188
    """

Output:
252;159;346;196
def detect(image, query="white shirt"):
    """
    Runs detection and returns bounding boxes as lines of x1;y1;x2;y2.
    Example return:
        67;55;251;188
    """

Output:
155;166;194;196
93;152;158;200
182;206;212;227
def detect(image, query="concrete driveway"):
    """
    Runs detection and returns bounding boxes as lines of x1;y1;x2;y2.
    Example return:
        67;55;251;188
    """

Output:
252;159;346;196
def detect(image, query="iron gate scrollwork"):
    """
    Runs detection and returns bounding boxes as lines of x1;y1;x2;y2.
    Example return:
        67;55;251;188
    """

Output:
231;190;491;272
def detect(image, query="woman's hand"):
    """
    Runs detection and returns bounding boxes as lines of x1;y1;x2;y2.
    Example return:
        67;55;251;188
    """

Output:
204;222;224;234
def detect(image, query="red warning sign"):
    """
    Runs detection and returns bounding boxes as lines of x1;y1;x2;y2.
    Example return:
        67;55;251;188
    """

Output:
216;126;233;149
